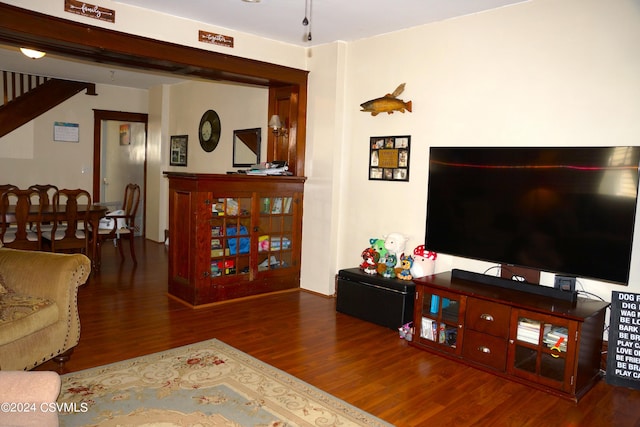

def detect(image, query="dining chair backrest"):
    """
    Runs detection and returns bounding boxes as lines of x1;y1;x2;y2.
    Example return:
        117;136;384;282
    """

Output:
48;189;92;253
121;183;141;233
0;185;18;235
0;188;42;250
28;184;59;209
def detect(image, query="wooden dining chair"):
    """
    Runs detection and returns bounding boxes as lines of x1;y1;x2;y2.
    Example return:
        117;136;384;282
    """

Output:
0;188;43;250
28;184;59;232
0;184;18;238
94;183;140;268
42;189;92;254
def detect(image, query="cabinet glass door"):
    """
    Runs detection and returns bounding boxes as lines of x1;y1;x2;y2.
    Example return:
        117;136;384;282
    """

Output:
209;197;252;278
418;289;463;353
511;311;574;390
258;197;294;271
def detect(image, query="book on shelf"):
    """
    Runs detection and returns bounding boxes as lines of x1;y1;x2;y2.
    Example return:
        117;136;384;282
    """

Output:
517;318;541;345
421;317;435;341
543;325;568;352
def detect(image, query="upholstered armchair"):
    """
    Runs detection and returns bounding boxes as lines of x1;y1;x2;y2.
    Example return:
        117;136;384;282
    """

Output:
0;244;90;371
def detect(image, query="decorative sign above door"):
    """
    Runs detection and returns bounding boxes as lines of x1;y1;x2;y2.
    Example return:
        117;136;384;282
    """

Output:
64;0;115;23
199;31;234;48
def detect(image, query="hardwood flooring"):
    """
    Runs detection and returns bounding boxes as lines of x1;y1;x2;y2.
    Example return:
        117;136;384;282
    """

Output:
37;238;640;426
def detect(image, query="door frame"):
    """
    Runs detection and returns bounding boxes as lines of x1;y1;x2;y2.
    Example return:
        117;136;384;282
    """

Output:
93;109;148;236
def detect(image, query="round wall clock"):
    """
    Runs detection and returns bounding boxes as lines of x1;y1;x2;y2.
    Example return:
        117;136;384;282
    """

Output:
198;109;221;152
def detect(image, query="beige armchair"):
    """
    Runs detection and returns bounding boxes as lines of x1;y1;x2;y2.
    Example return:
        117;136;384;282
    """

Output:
0;244;90;371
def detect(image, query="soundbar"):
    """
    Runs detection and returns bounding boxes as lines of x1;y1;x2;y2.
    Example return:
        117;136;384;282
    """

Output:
452;269;578;303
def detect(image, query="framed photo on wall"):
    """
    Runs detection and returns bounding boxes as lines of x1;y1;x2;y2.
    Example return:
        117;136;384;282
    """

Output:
170;135;188;166
369;135;410;181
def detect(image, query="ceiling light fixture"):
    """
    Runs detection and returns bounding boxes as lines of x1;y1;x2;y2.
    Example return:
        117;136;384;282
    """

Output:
302;0;312;41
20;48;46;59
241;0;261;3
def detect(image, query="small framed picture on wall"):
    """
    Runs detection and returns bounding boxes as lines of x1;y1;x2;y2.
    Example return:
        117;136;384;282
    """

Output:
170;135;188;166
369;135;410;181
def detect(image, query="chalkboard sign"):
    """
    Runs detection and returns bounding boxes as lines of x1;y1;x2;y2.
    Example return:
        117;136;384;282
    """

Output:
606;291;640;389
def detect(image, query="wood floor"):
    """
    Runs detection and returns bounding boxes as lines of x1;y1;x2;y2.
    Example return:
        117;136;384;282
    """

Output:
37;238;640;427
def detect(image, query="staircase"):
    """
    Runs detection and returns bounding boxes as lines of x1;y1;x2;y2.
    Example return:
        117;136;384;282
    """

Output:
0;70;96;138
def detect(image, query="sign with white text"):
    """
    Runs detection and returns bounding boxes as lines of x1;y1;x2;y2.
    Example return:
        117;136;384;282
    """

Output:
606;291;640;389
199;31;234;48
65;0;115;23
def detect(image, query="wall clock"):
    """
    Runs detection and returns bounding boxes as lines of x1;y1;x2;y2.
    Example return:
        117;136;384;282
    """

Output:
198;109;221;152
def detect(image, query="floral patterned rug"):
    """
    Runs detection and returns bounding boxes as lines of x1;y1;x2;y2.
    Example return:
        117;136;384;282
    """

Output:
58;339;393;427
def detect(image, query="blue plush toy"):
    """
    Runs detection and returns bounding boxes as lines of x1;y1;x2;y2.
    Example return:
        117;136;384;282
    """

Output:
382;253;397;278
396;254;414;280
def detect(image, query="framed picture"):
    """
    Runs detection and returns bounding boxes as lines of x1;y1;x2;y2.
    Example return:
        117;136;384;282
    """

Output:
119;124;131;145
170;135;188;166
369;135;410;181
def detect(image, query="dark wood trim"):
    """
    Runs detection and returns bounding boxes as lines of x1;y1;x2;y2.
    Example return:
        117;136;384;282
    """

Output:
0;3;308;176
93;110;148;236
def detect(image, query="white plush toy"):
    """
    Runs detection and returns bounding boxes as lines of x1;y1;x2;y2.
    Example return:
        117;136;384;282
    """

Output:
410;245;437;278
384;232;408;267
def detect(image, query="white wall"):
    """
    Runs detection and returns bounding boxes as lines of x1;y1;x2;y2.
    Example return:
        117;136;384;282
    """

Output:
165;81;268;174
328;0;640;301
0;84;148;191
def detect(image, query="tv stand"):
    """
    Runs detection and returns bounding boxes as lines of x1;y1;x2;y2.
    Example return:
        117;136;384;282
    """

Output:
452;269;577;303
411;271;609;401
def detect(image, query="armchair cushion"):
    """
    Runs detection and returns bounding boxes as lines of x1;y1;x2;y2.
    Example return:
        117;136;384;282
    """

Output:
0;291;57;345
0;247;90;370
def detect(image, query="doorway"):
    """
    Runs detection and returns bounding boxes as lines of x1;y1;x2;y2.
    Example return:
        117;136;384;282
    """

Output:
93;110;148;236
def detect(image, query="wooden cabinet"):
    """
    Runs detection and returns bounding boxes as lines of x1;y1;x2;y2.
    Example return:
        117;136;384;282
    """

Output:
165;172;305;306
412;272;609;401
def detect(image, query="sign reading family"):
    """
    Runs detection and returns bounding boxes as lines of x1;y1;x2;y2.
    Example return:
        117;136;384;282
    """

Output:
64;0;115;23
199;30;234;48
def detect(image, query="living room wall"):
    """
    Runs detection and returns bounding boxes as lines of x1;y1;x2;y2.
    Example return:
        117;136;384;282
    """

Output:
330;0;640;301
0;84;148;191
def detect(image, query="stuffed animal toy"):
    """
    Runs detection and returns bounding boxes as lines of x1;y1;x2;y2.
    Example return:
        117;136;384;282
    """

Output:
384;232;408;267
396;254;414;280
381;253;397;278
369;238;388;260
360;247;380;275
410;245;437;278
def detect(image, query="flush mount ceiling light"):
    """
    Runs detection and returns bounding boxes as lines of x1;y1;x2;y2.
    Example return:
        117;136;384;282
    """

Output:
241;0;261;2
20;47;46;59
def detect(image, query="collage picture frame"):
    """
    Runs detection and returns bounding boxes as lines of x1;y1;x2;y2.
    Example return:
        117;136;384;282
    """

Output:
369;135;410;181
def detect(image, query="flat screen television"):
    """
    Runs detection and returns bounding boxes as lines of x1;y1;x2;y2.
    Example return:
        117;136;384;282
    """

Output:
425;147;640;285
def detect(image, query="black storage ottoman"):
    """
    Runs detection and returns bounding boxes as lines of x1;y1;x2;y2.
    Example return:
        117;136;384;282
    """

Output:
336;268;415;330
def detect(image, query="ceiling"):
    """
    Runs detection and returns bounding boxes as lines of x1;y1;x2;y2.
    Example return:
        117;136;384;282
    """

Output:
1;0;527;89
114;0;527;47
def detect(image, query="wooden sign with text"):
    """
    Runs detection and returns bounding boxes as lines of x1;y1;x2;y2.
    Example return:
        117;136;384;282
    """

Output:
199;31;234;48
606;291;640;389
65;0;115;23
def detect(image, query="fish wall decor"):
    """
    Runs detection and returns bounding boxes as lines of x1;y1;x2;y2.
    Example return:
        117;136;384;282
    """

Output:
360;83;412;116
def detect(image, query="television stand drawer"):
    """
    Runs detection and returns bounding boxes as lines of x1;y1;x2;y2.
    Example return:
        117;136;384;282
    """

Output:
462;329;508;371
465;297;511;338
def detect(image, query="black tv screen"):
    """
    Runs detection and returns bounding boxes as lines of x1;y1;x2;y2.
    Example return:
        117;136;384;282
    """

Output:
425;147;640;284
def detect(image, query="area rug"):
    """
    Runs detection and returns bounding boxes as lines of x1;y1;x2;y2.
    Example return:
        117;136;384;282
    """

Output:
58;339;393;427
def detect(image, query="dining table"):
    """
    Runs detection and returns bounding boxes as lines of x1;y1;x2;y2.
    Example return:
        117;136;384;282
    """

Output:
1;204;108;272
